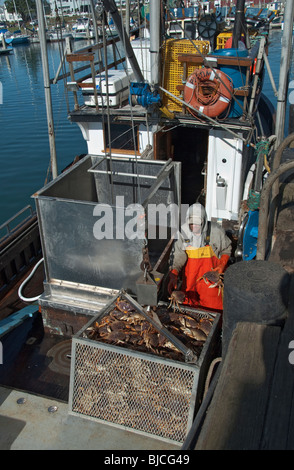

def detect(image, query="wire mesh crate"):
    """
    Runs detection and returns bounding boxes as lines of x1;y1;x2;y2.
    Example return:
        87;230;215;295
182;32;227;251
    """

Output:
68;292;219;444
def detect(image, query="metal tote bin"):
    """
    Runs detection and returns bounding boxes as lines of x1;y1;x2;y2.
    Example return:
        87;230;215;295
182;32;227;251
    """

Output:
34;155;181;309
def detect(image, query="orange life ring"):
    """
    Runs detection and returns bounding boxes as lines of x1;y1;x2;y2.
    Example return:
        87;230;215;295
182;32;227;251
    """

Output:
183;67;234;118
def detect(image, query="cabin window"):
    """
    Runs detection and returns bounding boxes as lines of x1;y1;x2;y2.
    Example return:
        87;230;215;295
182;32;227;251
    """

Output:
103;123;140;155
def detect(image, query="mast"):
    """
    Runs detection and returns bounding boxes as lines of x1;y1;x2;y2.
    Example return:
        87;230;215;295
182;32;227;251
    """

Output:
125;0;130;38
89;0;100;44
150;0;160;86
274;0;294;148
35;0;58;179
12;0;21;29
232;0;245;49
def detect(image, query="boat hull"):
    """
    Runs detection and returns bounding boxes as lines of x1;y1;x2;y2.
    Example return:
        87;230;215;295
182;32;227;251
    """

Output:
5;35;30;45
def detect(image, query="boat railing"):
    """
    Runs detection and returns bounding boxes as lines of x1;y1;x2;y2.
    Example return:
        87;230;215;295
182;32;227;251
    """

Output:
0;204;42;299
50;33;130;110
50;33;129;90
0;205;35;242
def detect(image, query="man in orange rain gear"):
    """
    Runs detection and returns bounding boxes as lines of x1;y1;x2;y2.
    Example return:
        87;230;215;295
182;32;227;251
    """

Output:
168;203;232;311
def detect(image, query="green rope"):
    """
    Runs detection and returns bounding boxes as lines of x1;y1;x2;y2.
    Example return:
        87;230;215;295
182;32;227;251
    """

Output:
247;140;270;210
255;140;270;161
248;189;260;210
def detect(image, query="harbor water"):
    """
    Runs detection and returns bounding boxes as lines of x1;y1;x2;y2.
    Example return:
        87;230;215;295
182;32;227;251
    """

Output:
0;30;292;227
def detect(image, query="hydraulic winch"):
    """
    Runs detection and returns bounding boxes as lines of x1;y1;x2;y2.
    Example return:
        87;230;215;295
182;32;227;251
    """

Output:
129;82;161;108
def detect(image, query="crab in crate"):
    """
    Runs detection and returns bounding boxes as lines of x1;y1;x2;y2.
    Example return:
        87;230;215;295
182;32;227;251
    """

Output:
168;290;186;313
197;268;224;295
115;297;136;313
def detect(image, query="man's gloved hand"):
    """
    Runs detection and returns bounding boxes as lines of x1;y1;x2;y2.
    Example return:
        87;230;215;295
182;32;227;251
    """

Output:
213;254;230;274
168;269;178;295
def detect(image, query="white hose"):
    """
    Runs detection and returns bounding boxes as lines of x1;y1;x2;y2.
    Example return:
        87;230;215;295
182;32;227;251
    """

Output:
242;163;255;200
18;257;44;302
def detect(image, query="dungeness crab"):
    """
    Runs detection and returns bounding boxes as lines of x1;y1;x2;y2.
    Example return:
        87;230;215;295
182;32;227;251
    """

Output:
197;268;224;295
168;290;186;313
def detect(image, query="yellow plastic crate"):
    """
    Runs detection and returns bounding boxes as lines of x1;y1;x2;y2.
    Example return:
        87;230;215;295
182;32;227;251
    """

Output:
161;38;210;113
216;31;257;49
216;32;232;49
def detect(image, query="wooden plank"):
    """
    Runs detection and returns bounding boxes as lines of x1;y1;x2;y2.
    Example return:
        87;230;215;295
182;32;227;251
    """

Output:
178;53;253;67
195;322;281;449
66;53;94;63
78;82;95;89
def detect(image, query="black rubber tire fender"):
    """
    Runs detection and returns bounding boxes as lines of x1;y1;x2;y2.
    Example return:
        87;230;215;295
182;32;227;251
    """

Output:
222;260;290;357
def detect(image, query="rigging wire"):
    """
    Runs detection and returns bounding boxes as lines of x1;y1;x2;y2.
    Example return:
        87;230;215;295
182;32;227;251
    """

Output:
56;0;71;114
102;11;115;205
98;0;144;204
43;0;73;186
119;0;142;205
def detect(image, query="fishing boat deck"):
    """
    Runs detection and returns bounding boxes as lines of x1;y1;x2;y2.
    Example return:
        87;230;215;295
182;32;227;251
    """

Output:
0;307;182;450
69;103;256;132
1;149;294;450
0;386;180;450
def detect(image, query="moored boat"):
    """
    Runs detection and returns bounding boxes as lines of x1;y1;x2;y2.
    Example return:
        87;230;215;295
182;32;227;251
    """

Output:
4;31;30;45
71;17;95;40
47;29;73;42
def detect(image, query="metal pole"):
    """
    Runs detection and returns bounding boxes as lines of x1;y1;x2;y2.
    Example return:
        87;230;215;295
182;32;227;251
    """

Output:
12;0;21;29
125;0;130;37
35;0;58;179
232;0;245;49
150;0;160;86
89;0;100;44
274;0;294;149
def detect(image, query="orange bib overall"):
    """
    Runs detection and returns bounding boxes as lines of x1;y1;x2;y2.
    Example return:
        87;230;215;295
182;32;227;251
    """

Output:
182;244;223;311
